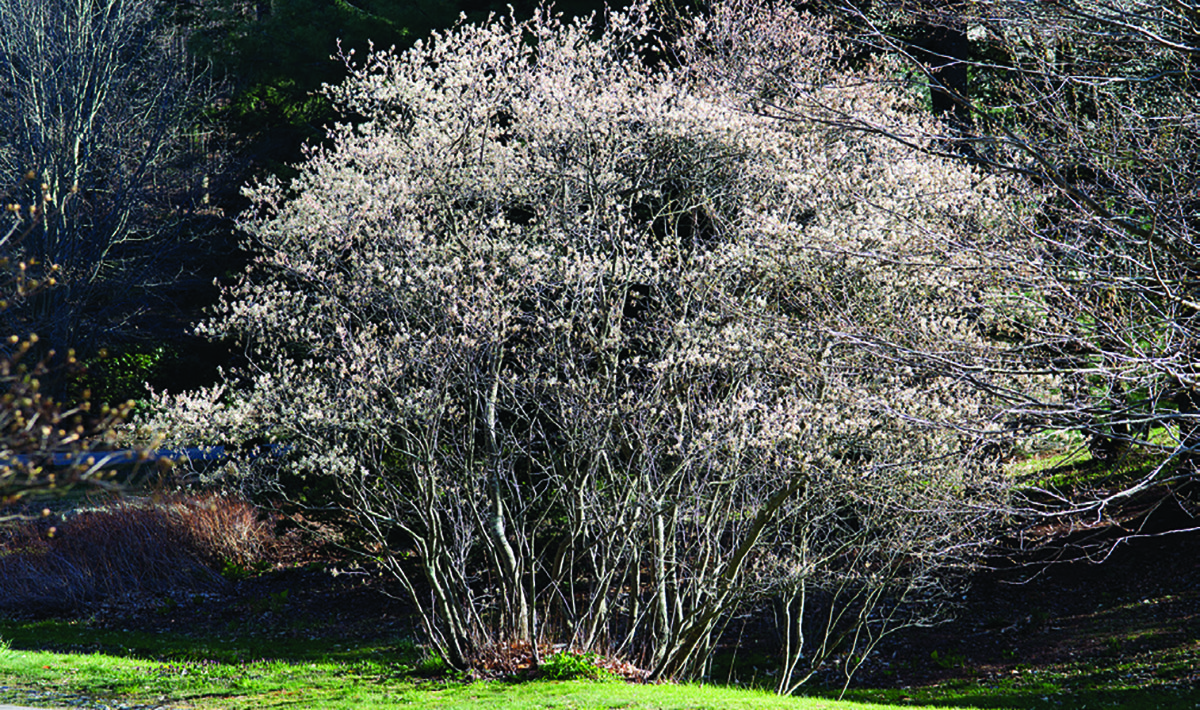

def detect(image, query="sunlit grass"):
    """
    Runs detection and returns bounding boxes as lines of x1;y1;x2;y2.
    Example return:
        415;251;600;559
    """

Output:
0;641;956;710
4;610;1200;710
1004;426;1180;490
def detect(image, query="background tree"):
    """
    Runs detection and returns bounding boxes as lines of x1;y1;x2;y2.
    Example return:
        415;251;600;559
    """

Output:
151;2;1030;687
0;173;143;516
0;0;219;368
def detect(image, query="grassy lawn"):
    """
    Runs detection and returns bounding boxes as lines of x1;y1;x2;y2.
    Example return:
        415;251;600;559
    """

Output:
0;638;930;710
2;618;1198;710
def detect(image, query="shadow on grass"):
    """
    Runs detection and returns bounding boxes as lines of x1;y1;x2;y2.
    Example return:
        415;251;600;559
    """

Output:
833;682;1200;710
6;616;1200;710
0;617;418;667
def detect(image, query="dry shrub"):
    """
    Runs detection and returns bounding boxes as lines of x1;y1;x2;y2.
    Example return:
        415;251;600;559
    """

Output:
0;492;276;612
154;492;275;569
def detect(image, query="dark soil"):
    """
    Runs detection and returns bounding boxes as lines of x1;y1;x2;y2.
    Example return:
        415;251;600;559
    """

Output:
24;554;422;655
859;492;1200;692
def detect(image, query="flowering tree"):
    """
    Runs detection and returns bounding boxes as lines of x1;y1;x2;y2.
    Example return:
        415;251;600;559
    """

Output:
152;3;1030;686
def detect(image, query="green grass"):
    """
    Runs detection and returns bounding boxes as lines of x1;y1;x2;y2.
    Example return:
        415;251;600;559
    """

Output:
4;642;1197;710
7;608;1200;710
3;619;1198;710
0;642;951;710
1003;426;1179;491
0;620;963;710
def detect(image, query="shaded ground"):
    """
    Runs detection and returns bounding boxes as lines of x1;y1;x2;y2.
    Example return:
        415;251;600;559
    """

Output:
857;494;1200;695
3;489;1198;703
41;561;416;656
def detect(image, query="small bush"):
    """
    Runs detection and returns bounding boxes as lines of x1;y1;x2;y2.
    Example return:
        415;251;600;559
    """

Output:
540;652;613;681
159;492;275;570
414;652;450;678
0;492;276;612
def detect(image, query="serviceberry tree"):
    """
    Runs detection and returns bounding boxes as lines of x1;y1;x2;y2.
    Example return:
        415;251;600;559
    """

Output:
152;2;1035;687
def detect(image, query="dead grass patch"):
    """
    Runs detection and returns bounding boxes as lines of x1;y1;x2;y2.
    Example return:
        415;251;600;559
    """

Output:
0;492;276;612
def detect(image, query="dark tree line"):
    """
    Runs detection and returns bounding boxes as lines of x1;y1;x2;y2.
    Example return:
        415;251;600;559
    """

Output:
0;0;630;404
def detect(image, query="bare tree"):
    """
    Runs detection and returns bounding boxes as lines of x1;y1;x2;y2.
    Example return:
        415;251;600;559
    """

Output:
0;173;145;516
0;0;214;352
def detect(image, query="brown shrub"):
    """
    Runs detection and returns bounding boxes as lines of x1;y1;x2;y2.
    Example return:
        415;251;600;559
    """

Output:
0;492;276;612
